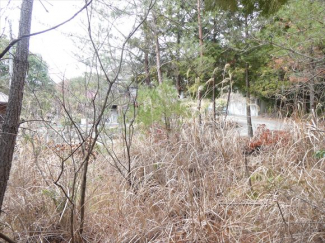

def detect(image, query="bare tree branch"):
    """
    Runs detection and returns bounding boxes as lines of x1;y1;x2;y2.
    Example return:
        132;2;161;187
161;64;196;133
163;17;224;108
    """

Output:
0;0;93;60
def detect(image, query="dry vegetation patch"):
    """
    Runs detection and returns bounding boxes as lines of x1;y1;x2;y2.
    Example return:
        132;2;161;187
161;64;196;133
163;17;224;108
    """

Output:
1;120;324;242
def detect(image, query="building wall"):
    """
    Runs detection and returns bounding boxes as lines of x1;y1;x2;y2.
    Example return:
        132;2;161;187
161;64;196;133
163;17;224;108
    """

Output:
228;99;259;116
222;92;267;117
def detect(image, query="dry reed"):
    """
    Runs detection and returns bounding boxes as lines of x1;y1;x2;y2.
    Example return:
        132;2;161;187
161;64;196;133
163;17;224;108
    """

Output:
1;118;324;242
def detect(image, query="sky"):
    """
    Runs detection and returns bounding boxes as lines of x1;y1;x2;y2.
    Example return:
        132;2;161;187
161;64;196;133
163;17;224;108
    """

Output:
0;0;89;82
1;0;141;83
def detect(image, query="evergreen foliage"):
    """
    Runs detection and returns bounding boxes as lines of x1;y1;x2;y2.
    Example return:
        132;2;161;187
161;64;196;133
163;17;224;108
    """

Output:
136;81;188;130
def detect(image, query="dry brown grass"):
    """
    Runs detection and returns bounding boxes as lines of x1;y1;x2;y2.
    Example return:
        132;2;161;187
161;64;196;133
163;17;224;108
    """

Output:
1;118;324;242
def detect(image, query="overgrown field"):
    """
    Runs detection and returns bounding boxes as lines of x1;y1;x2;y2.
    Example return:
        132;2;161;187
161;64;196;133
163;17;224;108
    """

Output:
1;118;324;242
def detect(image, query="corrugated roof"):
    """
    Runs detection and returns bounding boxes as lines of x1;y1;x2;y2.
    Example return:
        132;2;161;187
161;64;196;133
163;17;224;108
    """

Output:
0;92;9;103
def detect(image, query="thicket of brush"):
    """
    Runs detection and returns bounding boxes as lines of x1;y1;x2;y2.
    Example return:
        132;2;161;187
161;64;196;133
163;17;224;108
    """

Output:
0;118;324;242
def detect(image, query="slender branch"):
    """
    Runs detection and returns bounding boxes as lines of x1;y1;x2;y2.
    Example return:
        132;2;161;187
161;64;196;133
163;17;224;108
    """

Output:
19;119;51;125
0;0;93;60
276;201;294;240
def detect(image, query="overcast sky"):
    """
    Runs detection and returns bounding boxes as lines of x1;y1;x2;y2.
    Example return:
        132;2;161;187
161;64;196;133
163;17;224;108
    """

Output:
1;0;141;84
1;0;89;82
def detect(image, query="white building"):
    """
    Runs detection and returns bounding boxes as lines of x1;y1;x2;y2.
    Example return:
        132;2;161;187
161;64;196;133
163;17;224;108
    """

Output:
219;92;267;117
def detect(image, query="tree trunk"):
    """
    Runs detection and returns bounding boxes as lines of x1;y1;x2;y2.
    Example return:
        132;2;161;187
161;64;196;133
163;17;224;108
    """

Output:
212;72;216;121
143;20;151;86
309;47;315;115
309;81;315;113
144;50;151;85
176;26;182;96
197;85;203;125
79;155;90;236
153;11;163;84
0;0;34;212
212;15;218;43
175;0;184;96
224;73;232;121
246;62;253;137
245;16;253;138
197;0;203;59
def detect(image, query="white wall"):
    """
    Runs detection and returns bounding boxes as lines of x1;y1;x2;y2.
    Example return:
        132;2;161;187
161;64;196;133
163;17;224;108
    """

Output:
222;93;260;117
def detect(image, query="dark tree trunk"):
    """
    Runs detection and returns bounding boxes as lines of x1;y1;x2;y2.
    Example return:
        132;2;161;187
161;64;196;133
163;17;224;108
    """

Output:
0;0;34;212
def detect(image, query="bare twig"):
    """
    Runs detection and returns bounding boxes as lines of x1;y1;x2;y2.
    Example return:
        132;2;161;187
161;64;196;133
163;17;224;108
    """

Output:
0;0;93;60
276;201;294;241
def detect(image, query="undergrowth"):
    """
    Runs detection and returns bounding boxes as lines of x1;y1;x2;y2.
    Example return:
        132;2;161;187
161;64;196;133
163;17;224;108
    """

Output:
0;118;324;242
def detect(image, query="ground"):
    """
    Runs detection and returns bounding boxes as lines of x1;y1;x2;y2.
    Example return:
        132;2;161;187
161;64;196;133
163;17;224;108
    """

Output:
227;114;290;136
